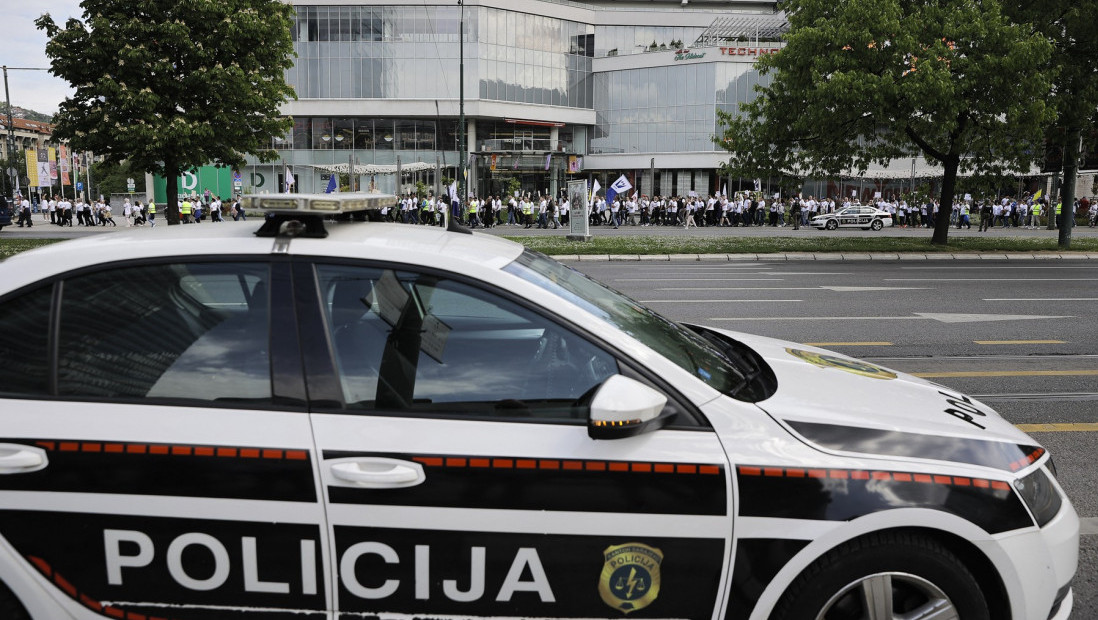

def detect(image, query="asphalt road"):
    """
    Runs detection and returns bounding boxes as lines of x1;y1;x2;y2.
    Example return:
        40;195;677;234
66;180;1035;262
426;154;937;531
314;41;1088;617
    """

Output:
564;258;1098;619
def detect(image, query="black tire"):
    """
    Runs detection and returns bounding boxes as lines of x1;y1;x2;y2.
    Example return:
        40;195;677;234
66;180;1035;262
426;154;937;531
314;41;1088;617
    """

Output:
825;219;838;230
772;532;989;620
871;219;884;231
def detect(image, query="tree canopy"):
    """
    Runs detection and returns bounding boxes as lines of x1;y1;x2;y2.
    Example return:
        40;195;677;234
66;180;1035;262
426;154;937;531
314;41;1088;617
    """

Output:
1007;0;1098;247
717;0;1054;244
36;0;296;224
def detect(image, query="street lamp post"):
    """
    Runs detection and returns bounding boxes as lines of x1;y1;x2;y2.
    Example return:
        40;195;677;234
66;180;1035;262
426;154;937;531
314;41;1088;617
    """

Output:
3;65;53;198
3;67;16;197
457;0;465;219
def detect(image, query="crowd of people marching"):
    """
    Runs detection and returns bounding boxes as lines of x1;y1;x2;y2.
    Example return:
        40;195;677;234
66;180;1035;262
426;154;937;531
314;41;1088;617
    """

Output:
374;190;1096;231
0;192;249;229
3;189;1094;231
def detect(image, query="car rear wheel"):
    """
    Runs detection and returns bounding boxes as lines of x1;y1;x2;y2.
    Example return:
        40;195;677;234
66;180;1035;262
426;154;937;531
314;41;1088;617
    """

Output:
772;532;989;620
825;219;838;230
871;219;884;231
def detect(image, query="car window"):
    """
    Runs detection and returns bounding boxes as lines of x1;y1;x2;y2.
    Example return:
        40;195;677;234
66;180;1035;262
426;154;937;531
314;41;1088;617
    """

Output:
0;284;53;397
504;251;748;397
316;264;618;419
57;263;272;403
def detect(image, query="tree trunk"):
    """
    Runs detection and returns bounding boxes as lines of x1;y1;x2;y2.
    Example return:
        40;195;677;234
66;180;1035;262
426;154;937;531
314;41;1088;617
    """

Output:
1058;126;1081;250
164;163;180;225
931;155;960;245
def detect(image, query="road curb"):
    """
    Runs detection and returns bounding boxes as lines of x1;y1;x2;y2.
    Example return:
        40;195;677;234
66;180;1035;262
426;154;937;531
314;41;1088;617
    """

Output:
552;252;1098;262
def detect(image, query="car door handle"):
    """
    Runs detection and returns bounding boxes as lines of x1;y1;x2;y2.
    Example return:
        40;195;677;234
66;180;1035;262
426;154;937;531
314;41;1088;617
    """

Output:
0;444;48;474
329;458;426;489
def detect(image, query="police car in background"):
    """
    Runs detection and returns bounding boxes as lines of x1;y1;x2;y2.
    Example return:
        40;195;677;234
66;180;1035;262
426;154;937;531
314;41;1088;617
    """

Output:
0;194;1077;620
810;205;893;230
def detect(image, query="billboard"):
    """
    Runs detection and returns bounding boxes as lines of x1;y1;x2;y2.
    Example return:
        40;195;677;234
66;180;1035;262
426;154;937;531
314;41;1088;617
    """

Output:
153;166;236;203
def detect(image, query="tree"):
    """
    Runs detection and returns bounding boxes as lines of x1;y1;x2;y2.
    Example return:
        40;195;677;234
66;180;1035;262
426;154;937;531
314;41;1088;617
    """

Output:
1007;0;1098;248
716;0;1054;244
36;0;296;225
0;149;27;198
91;159;147;196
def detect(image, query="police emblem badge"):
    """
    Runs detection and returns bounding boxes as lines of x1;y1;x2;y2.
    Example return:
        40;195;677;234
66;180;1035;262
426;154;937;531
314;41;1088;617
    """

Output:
598;543;663;614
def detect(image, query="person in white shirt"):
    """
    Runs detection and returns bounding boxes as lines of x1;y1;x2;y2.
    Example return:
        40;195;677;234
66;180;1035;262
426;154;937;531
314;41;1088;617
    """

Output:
210;197;223;222
58;198;73;226
495;196;503;226
100;201;115;226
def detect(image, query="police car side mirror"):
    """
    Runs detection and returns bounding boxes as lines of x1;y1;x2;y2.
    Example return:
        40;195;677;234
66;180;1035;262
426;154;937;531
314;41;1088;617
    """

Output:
587;375;671;440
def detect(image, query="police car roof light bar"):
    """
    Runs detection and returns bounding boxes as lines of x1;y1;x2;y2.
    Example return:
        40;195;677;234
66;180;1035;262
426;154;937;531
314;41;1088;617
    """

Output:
246;192;396;238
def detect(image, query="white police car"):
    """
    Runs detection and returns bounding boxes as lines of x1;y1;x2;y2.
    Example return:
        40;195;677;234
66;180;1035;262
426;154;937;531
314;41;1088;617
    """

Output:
810;205;893;230
0;194;1077;620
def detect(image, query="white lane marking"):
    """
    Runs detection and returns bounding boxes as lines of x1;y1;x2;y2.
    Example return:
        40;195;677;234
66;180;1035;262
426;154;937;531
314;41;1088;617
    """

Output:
617;278;785;281
914;313;1072;323
661;287;820;291
658;286;929;292
902;266;1098;270
641;299;803;303
888;278;1098;281
708;313;1072;323
1082;517;1098;537
983;298;1098;301
710;316;923;321
821;286;929;292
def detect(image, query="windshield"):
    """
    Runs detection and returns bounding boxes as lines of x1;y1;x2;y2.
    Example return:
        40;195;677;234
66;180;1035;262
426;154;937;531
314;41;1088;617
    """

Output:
504;250;747;395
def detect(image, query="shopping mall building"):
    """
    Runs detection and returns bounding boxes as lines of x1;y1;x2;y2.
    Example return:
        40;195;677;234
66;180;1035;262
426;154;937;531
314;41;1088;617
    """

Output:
231;0;788;200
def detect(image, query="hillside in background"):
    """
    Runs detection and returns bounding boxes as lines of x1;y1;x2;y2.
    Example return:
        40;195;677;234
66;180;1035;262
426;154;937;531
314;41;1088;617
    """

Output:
6;106;53;123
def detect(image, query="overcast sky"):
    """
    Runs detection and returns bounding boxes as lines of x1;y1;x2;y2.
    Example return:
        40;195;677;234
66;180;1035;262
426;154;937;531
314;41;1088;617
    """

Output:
8;0;83;116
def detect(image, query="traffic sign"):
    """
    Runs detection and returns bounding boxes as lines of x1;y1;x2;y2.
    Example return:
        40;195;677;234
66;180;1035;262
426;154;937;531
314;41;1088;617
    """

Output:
76;182;84;191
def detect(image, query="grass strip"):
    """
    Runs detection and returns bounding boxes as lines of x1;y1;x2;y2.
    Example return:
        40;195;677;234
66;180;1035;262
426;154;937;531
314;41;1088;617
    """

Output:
506;235;1098;256
0;238;65;260
4;234;1096;261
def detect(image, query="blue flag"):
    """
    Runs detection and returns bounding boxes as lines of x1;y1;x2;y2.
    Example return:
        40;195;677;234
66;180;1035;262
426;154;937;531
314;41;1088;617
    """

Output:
605;175;632;205
324;174;338;194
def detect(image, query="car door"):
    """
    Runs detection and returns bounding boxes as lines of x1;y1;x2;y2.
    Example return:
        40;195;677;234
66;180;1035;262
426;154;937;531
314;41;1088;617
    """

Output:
298;261;734;620
0;260;331;619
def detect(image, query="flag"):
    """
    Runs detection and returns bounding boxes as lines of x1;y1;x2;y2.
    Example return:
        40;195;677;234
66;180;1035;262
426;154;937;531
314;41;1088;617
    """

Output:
606;175;632;205
1033;189;1043;201
284;166;295;191
324;174;338;193
753;178;761;192
545;152;552;171
590;179;601;204
721;184;727;197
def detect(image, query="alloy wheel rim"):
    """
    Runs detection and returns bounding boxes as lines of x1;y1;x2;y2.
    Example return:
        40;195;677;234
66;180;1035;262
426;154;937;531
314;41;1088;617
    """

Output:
815;571;958;620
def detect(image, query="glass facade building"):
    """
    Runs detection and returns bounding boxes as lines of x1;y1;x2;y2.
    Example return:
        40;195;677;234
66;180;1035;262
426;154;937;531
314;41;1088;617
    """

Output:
240;1;784;198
